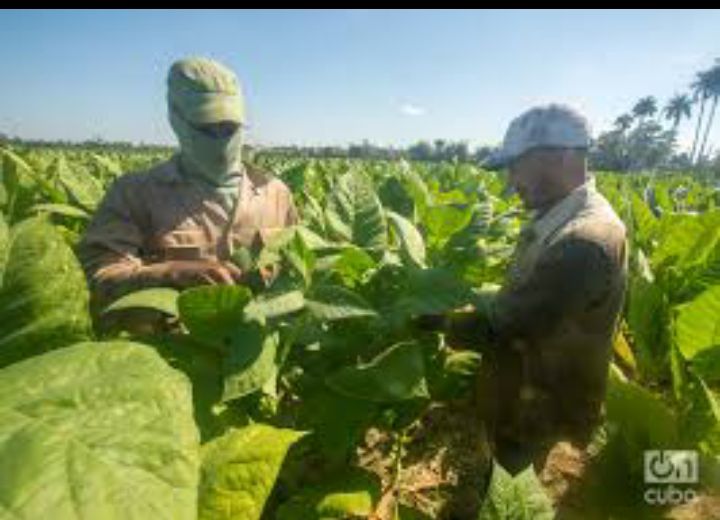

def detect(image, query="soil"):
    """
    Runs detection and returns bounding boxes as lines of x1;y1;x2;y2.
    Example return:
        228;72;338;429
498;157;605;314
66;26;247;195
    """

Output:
357;410;720;520
358;399;493;520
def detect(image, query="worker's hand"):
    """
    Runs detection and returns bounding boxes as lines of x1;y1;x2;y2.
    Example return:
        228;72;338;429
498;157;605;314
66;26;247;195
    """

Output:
444;309;489;348
414;313;448;332
414;308;494;350
139;260;244;289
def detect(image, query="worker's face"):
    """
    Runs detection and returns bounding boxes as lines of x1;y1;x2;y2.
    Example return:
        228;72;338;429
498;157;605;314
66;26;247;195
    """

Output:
508;149;570;211
195;121;242;139
169;107;245;184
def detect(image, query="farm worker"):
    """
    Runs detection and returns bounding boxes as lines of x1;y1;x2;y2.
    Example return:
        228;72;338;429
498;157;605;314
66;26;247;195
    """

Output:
434;105;628;473
79;57;297;319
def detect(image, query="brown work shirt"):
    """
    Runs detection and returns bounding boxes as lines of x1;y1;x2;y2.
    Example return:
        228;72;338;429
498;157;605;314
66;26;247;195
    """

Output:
78;156;297;310
488;178;628;447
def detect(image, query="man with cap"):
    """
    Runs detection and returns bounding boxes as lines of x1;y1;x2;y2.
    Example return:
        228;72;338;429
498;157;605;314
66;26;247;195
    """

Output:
79;57;297;322
433;104;628;472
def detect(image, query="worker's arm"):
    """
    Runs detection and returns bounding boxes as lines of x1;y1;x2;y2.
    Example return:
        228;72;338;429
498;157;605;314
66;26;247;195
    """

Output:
78;176;241;311
491;235;617;344
419;235;617;349
78;175;153;308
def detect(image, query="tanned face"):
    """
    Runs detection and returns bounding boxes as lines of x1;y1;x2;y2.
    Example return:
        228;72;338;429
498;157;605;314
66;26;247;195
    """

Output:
508;148;587;211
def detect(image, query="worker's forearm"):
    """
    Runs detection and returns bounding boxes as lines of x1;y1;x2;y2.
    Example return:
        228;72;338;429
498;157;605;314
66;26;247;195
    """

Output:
89;260;157;309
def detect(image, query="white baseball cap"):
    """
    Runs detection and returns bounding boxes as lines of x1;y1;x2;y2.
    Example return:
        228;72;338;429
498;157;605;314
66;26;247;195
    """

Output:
485;104;592;168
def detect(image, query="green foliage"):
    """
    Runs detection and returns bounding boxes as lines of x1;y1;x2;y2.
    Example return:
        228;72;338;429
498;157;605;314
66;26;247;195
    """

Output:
0;217;91;367
326;341;430;403
1;147;720;517
198;425;304;520
675;284;720;360
178;285;253;348
325;170;388;250
275;469;380;519
477;462;554;520
104;287;180;317
304;284;377;321
0;341;200;520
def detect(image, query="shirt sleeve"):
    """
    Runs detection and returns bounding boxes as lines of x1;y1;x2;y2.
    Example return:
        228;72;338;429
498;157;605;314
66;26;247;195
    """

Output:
491;236;618;344
77;175;149;308
285;194;299;226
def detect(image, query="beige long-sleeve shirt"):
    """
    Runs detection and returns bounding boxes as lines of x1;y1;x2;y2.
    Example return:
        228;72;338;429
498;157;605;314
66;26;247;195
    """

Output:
78;156;297;309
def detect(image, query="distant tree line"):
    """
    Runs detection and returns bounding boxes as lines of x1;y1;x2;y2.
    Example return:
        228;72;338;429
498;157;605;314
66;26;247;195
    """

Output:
263;139;497;163
592;58;720;173
2;57;718;174
0;134;173;154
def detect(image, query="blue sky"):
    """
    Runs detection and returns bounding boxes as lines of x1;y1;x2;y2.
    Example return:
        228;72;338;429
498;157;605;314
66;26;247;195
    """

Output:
0;9;719;151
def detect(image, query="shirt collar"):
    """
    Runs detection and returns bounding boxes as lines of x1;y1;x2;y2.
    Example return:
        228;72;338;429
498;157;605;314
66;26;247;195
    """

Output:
526;176;595;244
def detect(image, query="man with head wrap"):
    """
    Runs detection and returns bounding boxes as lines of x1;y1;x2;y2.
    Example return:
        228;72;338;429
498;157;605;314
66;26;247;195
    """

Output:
79;57;297;319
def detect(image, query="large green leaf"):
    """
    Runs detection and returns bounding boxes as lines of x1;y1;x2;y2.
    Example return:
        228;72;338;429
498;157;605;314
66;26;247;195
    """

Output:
326;342;429;402
276;469;380;520
691;345;720;383
679;369;720;456
327;246;377;287
605;365;679;449
296;226;330;250
630;192;659;248
222;328;278;402
295;389;378;466
178;285;252;347
675;285;720;360
198;424;305;520
1;149;53;222
55;155;105;212
325;171;387;250
651;212;720;273
678;211;720;267
137;333;237;442
397;162;431;217
390;268;473;323
244;290;305;323
423;204;472;245
104;287;180;317
31;202;91;220
0;340;199;520
379;175;415;218
387;210;426;268
626;254;670;380
283;231;316;287
0;217;91;368
477;462;554;520
305;285;378;321
89;152;123;178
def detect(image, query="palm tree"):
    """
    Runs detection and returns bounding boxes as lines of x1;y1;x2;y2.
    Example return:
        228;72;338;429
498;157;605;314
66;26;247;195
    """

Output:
663;94;692;129
614;114;634;132
696;60;720;165
632;96;658;121
690;71;712;165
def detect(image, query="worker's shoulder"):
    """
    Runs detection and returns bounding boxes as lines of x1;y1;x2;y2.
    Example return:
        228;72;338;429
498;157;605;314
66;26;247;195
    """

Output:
107;157;180;194
564;191;626;247
245;162;293;195
545;194;626;272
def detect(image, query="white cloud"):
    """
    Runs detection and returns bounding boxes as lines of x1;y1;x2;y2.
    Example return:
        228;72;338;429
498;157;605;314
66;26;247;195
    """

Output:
399;103;426;117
